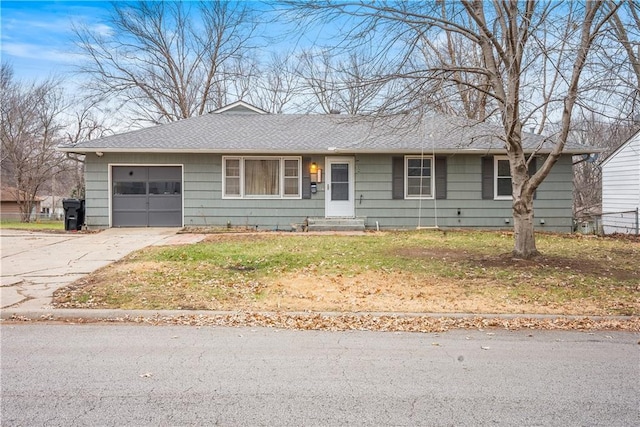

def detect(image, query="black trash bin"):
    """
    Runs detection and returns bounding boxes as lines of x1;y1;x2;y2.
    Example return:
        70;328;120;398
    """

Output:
62;199;85;231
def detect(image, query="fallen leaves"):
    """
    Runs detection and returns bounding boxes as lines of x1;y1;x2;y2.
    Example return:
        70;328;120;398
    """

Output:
9;312;638;333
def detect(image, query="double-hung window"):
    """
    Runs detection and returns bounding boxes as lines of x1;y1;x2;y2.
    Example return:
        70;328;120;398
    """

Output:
223;156;301;199
494;156;512;199
405;156;434;198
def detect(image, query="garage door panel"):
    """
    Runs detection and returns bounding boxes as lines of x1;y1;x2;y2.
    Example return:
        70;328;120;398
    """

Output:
113;166;148;181
149;195;181;210
149;194;182;227
113;211;148;227
149;211;182;227
111;166;182;227
112;195;147;209
149;167;181;180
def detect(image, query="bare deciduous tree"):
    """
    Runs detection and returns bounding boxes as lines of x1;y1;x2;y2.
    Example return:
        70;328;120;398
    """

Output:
286;0;624;258
297;49;390;114
398;4;492;121
73;0;258;125
251;52;302;114
607;0;640;119
1;64;67;222
61;98;113;198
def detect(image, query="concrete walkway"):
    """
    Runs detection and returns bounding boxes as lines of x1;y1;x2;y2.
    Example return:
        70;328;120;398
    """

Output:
0;228;205;310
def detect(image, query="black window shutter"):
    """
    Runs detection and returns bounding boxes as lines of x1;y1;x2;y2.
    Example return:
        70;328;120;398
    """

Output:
302;157;311;199
481;156;494;199
392;156;404;199
435;156;447;199
528;156;537;176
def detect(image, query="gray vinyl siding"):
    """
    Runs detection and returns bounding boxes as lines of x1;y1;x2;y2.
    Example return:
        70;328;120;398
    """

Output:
84;152;325;230
352;154;573;231
84;154;109;228
84;152;575;232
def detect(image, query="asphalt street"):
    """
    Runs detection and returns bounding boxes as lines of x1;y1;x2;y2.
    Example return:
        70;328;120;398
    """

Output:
1;324;638;426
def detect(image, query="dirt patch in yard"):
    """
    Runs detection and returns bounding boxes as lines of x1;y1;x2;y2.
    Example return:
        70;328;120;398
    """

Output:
394;246;640;282
472;254;639;282
267;271;481;313
258;271;614;316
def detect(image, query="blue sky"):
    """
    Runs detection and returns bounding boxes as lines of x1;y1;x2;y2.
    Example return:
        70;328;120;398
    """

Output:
1;1;115;81
0;1;334;83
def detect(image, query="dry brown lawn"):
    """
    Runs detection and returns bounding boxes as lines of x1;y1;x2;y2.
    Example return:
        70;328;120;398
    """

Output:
53;231;640;317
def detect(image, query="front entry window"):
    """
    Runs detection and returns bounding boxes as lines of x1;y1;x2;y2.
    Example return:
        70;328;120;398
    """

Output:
330;163;349;201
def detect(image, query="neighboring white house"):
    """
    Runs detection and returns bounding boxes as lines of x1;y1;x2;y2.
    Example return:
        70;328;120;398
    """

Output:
40;196;65;220
601;130;640;235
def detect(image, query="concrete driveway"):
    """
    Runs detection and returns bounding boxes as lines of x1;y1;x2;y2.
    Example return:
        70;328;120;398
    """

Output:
0;228;205;310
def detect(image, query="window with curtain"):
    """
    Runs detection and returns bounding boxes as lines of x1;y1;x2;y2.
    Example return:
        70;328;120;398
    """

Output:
405;156;433;198
245;159;279;196
223;157;301;199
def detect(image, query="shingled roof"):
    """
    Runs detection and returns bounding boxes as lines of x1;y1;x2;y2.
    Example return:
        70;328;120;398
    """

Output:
58;105;594;155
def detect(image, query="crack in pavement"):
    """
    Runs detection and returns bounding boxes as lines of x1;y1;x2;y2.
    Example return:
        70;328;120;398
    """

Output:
1;228;182;309
1;235;78;259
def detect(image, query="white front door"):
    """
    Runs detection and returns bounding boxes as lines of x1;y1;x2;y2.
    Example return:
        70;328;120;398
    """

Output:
325;156;355;218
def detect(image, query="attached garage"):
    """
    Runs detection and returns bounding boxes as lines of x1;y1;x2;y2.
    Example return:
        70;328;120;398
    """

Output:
111;165;183;227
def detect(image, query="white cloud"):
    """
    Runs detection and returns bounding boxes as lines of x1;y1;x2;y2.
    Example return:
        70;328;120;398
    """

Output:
91;23;113;38
1;42;42;60
1;41;84;64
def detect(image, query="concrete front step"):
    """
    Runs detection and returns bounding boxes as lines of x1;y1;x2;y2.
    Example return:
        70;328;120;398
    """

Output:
306;217;366;232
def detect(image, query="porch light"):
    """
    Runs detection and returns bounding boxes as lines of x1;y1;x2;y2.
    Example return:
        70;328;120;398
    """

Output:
310;162;322;183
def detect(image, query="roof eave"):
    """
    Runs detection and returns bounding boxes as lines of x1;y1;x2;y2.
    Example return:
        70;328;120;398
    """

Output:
57;147;600;155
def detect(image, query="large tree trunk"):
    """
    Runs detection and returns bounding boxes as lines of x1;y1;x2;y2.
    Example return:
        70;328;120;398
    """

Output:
510;146;539;259
512;193;539;259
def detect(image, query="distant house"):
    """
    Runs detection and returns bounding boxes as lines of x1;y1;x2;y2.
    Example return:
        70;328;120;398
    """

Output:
601;130;640;235
0;186;42;221
58;101;594;232
40;196;65;220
